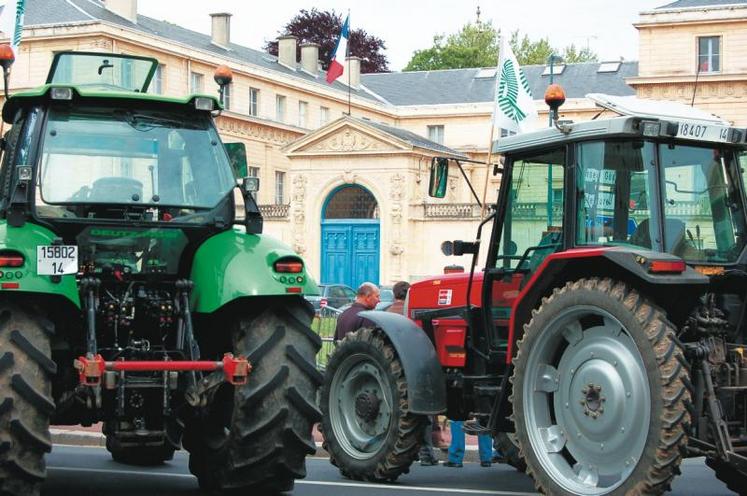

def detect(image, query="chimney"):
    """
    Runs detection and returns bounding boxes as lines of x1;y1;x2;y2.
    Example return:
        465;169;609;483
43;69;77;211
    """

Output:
344;57;361;89
300;43;319;76
102;0;137;24
277;35;297;69
210;13;232;47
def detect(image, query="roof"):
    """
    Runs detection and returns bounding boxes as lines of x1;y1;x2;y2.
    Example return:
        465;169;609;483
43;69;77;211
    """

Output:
656;0;747;8
360;118;467;157
360;62;638;106
21;0;381;103
19;0;638;108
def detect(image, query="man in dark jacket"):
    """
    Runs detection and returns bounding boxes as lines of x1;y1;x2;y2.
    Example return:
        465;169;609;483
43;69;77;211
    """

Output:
334;282;380;341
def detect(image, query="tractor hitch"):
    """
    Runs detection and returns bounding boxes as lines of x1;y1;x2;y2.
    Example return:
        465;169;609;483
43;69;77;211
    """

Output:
74;353;251;387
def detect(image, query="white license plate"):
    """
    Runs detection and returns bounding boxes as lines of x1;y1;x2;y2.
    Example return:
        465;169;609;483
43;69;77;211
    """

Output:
676;121;730;143
37;245;78;275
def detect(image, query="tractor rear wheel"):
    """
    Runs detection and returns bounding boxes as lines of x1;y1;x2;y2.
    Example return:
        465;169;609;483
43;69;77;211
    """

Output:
511;278;690;495
706;458;747;496
0;303;55;496
182;298;321;493
320;327;427;482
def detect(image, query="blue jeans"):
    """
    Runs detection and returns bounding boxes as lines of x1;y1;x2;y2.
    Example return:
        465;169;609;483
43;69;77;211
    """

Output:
447;421;493;464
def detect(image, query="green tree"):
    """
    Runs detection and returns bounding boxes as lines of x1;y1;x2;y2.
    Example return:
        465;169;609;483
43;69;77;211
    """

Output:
404;23;498;71
404;25;598;71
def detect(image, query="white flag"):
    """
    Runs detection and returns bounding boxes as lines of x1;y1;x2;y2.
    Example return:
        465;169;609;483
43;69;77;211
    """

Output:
0;0;24;56
493;35;537;133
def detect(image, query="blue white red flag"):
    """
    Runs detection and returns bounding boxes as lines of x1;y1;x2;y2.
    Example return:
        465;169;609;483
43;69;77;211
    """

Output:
326;14;349;84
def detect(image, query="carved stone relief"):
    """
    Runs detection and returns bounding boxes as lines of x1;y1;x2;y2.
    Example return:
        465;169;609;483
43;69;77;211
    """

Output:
308;128;388;153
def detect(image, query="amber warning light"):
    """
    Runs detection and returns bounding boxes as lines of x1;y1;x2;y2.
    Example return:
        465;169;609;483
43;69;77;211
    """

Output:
0;44;14;101
544;83;566;112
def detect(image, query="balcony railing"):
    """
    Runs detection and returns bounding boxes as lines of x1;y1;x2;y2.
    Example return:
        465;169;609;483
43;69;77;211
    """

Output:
424;203;481;219
259;204;290;219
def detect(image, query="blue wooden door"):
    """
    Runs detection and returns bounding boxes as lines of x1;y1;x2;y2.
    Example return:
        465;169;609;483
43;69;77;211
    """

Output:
321;220;379;288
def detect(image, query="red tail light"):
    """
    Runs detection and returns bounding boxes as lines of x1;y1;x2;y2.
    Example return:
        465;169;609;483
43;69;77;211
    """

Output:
274;258;303;273
649;260;686;274
0;252;24;267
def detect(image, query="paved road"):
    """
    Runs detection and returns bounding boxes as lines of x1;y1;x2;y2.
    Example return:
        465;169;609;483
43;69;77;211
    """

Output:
45;445;736;496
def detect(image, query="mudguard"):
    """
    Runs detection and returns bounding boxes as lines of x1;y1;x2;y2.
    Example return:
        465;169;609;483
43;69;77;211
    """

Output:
190;227;318;314
359;310;446;415
0;221;80;307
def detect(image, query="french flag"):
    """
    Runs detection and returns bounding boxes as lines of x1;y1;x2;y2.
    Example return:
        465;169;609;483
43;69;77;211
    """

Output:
326;14;349;84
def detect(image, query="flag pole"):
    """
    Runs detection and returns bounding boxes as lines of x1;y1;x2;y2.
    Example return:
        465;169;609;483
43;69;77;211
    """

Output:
347;9;351;116
480;34;502;219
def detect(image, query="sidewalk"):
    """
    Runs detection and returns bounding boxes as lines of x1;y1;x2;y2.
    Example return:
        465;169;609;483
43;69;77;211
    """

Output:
51;421;485;462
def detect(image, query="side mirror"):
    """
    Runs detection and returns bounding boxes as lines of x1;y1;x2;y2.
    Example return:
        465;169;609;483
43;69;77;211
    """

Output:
428;157;449;198
224;142;248;179
441;240;479;256
242;176;259;194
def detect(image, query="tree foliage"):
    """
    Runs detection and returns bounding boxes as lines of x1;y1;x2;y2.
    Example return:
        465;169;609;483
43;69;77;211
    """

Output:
404;24;598;71
264;9;389;74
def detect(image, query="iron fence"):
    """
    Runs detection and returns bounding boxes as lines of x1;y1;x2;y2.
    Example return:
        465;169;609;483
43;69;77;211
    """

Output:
310;305;341;370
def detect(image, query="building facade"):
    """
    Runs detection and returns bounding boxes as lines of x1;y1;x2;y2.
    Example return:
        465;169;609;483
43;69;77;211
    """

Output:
5;0;747;287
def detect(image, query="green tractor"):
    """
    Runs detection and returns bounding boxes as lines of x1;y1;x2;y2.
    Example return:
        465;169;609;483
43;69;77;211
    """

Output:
0;50;321;495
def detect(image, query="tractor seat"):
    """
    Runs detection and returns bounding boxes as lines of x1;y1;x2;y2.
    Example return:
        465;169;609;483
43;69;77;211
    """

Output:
629;218;688;253
88;177;144;203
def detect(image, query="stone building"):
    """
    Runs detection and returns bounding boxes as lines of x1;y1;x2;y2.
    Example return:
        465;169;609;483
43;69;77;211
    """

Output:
3;0;745;287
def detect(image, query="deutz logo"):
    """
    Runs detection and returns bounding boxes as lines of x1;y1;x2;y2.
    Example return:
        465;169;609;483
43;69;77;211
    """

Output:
89;229;180;239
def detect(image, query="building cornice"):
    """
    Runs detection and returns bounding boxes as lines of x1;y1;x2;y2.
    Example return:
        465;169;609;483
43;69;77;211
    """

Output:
635;6;747;27
627;73;747;85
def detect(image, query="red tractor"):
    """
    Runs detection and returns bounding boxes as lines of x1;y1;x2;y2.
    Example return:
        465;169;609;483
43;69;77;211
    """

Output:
320;87;747;495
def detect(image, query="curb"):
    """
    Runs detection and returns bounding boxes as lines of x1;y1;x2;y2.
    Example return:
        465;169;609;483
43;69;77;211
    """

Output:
51;430;484;463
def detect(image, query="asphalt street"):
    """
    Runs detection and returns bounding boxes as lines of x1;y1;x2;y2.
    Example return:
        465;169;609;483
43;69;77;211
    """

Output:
44;445;736;496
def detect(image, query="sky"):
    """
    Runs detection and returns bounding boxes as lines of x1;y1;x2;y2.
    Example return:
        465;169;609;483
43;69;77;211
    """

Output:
137;1;667;71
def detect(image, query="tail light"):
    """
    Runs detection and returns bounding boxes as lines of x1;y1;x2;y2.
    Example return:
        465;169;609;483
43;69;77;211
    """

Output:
274;258;303;273
0;251;24;267
648;260;686;274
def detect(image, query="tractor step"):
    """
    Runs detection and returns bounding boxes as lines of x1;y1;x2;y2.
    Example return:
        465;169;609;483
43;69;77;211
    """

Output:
463;419;492;435
74;353;251;387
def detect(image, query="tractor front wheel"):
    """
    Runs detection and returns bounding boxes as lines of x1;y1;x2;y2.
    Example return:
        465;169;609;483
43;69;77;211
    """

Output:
0;303;55;496
320;327;427;482
182;298;321;493
511;278;690;495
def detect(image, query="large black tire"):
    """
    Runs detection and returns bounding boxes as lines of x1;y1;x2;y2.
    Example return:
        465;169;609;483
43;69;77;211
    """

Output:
104;422;177;466
706;458;747;496
511;278;690;495
0;303;55;496
320;327;427;482
182;299;321;493
494;432;526;472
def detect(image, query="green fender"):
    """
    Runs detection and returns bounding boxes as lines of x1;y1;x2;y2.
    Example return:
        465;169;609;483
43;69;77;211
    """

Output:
190;227;319;313
0;221;80;307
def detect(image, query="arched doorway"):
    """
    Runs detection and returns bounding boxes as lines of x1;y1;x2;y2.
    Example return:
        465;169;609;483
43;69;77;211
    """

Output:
320;185;380;288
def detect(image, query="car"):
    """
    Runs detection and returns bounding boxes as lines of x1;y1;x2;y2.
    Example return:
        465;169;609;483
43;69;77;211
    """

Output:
305;283;356;310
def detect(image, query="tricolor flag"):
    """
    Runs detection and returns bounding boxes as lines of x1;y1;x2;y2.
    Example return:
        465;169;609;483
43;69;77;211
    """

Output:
326;14;349;84
493;34;537;133
0;0;24;57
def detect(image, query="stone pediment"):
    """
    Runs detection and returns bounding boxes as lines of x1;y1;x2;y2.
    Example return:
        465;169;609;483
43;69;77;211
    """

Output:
284;116;411;157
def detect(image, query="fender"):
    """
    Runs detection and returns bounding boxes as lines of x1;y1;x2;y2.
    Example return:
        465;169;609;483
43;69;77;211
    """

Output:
507;246;709;362
190;227;318;313
359;310;446;415
0;221;80;307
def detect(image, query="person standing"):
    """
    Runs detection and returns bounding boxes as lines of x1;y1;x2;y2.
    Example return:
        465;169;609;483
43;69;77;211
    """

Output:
334;282;380;341
444;420;493;467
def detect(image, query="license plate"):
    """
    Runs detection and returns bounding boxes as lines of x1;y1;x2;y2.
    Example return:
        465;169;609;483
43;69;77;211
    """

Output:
676;121;730;143
37;245;78;275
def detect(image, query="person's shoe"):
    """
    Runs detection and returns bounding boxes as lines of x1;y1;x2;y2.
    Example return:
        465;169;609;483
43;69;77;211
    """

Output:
443;461;463;468
420;458;439;466
480;461;492;467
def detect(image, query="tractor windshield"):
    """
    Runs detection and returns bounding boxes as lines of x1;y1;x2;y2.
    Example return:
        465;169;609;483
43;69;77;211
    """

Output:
577;140;747;263
35;106;236;221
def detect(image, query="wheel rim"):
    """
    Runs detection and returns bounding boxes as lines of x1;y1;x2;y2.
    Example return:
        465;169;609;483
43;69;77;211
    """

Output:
329;353;394;460
521;306;650;495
